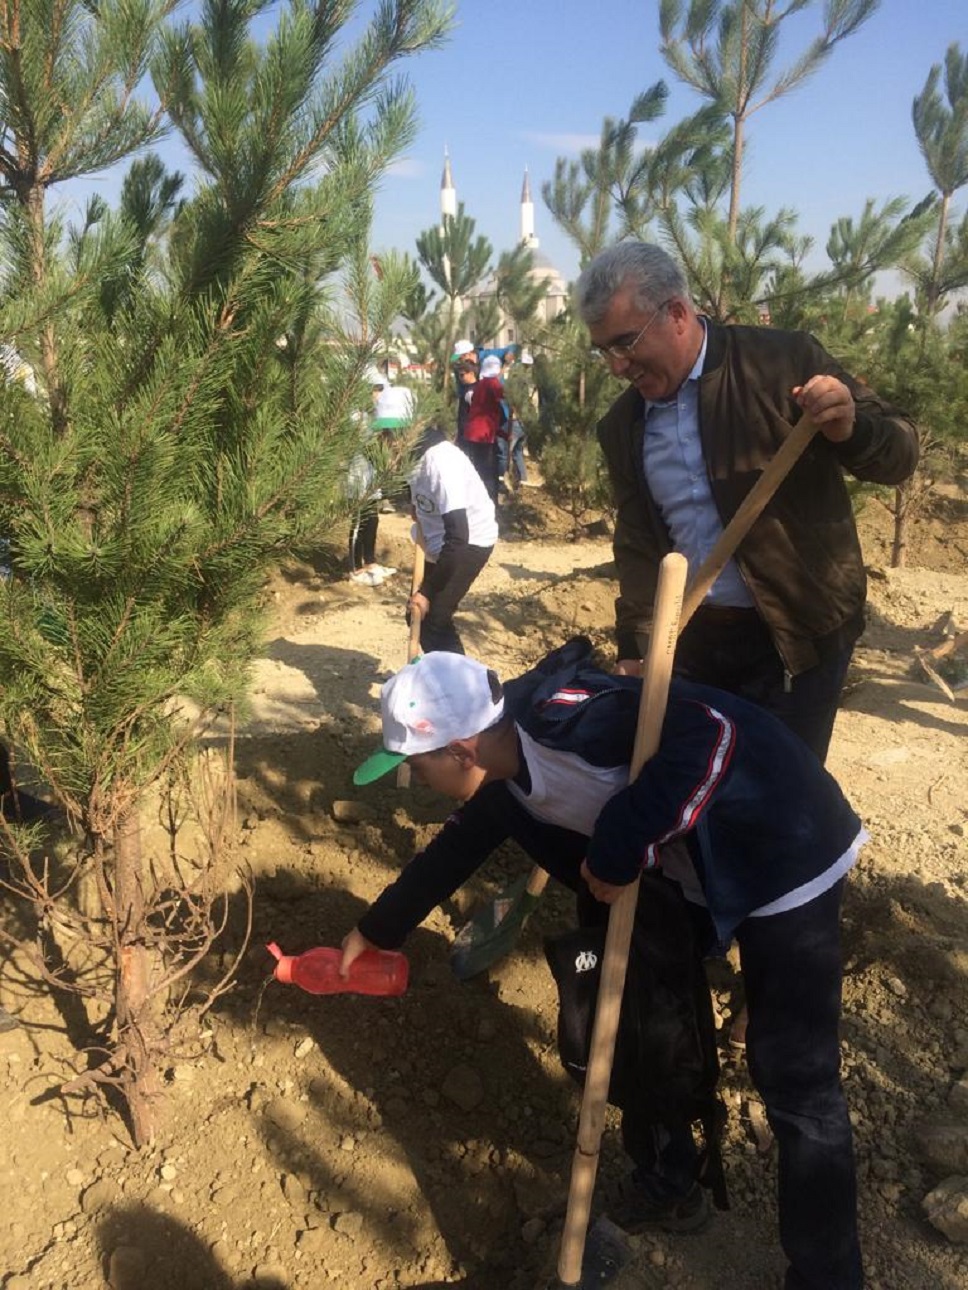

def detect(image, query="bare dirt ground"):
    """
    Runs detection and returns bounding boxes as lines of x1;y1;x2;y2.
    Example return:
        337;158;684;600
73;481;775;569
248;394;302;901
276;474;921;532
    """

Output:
2;479;967;1290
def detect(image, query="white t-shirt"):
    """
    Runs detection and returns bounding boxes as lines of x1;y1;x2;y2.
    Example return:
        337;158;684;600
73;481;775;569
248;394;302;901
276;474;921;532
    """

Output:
410;440;498;558
505;725;628;837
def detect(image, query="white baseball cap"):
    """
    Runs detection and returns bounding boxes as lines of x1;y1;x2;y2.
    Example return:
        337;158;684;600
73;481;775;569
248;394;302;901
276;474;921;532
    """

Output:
354;653;505;785
453;339;475;357
479;355;502;378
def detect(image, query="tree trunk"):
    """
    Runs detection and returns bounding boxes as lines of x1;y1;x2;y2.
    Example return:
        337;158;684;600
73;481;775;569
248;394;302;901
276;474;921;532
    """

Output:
112;807;160;1147
929;192;950;311
891;480;910;569
726;3;749;246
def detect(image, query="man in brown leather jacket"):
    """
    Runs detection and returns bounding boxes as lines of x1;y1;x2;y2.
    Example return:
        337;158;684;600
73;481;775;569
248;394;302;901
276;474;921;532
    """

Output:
576;242;919;761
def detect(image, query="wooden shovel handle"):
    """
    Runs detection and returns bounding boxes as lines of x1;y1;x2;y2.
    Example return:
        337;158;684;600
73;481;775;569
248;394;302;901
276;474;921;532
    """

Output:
396;533;427;789
525;866;550;900
409;531;426;609
557;552;688;1286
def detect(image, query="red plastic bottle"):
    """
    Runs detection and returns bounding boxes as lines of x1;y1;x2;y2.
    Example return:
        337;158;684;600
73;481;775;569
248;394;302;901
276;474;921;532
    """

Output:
266;943;409;997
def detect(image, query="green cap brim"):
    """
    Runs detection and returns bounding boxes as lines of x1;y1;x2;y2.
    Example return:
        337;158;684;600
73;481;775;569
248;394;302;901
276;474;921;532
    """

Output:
353;748;407;786
372;416;408;431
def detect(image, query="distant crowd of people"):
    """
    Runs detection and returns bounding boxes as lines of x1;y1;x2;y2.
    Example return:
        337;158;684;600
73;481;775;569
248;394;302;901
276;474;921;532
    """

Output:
344;336;544;655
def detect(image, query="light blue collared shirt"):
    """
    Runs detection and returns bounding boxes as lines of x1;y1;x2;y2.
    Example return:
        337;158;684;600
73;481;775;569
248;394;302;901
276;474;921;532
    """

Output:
642;323;753;608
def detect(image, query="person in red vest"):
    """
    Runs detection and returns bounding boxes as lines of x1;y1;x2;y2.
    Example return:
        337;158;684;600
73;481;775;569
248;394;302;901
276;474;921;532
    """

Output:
460;354;506;501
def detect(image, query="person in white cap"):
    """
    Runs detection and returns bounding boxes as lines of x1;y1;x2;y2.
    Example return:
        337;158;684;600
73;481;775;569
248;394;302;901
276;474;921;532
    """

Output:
346;384;414;586
342;636;867;1289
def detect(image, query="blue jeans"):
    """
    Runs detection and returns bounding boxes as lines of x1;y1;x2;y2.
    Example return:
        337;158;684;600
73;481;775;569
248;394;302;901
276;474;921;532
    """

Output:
622;879;862;1289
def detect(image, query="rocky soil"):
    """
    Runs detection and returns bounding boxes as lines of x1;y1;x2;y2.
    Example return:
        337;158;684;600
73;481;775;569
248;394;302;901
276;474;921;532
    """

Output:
1;481;967;1290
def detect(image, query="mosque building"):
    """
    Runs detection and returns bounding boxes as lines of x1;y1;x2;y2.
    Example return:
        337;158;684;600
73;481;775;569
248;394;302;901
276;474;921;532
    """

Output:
440;152;569;347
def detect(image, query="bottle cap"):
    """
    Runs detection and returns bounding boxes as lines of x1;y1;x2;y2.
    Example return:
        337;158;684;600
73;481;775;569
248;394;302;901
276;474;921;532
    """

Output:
266;942;294;984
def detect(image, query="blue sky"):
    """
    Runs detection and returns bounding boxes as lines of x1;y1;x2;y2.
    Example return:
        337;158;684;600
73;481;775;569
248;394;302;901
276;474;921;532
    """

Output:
64;0;965;294
362;0;966;289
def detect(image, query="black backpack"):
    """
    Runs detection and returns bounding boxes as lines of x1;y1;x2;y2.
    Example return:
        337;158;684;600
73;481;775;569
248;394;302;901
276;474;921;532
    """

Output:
544;872;728;1209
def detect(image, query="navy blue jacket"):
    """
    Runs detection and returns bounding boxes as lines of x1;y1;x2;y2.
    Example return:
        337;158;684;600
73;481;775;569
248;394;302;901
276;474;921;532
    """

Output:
357;639;862;947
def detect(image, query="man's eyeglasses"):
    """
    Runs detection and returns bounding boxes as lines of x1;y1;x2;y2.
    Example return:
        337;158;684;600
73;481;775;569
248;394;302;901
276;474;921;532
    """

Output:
591;300;672;363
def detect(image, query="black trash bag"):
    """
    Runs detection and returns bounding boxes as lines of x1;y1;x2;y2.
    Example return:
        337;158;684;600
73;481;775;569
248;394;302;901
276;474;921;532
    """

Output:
544;871;728;1208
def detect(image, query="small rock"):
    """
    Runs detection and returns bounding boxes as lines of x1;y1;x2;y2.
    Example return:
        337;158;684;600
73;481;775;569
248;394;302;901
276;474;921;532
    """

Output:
441;1063;484;1111
81;1178;121;1213
918;1124;968;1175
333;1210;364;1237
332;800;373;824
251;1262;290;1286
294;1037;314;1059
108;1244;147;1289
298;1227;330;1256
922;1175;968;1243
65;1166;85;1186
521;1217;545;1245
282;1173;308;1206
160;1162;178;1181
264;1097;308;1133
948;1081;968;1116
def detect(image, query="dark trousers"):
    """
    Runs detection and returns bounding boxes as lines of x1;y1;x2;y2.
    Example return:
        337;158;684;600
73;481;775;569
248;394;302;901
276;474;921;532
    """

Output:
674;608;853;761
458;439;499;503
348;506;378;570
623;880;861;1289
418;545;492;655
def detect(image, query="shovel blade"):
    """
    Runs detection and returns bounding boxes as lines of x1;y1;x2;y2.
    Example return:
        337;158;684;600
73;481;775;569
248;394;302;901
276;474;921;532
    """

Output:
450;874;540;980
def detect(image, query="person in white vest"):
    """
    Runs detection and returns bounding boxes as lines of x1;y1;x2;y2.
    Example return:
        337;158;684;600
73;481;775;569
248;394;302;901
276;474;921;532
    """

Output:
346;382;414;586
407;423;497;653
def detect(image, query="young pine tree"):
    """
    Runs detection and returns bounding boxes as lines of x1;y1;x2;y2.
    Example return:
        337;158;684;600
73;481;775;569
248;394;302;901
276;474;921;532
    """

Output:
0;0;450;1146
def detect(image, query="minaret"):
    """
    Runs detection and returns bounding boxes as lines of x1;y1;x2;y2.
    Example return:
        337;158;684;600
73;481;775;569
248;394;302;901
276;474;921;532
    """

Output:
440;149;456;296
440;149;456;225
520;167;538;249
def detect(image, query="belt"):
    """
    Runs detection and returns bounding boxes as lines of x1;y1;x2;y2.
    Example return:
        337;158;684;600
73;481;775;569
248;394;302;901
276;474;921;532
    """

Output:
692;604;761;625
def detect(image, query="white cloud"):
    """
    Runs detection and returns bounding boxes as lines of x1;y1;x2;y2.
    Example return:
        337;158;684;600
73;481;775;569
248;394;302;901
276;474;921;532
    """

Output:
519;131;601;155
386;157;425;178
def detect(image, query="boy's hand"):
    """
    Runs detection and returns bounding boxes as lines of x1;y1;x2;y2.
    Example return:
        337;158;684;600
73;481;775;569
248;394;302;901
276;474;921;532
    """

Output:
340;928;376;977
580;860;633;905
614;658;642;677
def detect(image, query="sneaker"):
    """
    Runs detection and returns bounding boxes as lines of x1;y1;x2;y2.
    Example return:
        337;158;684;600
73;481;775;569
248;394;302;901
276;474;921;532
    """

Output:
607;1177;711;1235
374;565;396;578
349;569;381;587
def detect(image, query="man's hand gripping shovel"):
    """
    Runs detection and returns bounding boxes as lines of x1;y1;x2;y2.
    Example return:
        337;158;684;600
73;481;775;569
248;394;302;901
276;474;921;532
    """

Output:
451;414;821;983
